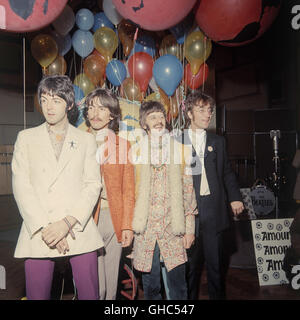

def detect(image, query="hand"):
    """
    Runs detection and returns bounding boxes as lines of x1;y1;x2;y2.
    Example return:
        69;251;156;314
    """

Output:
121;230;134;248
230;201;244;216
56;238;69;255
183;234;195;249
41;220;69;248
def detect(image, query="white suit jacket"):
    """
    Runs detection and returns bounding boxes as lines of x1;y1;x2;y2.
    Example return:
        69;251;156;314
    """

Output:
12;123;104;258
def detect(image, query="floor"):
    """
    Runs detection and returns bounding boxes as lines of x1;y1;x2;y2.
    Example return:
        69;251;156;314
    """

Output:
0;196;300;301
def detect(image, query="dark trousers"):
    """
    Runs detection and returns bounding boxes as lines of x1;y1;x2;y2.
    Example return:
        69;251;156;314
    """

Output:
186;229;226;300
142;242;187;300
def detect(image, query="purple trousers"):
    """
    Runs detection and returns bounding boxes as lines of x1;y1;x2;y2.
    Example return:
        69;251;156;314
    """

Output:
25;251;99;300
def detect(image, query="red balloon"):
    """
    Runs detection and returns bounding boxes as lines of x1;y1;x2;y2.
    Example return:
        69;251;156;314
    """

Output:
184;63;209;90
112;0;197;31
128;52;153;93
195;0;281;46
0;0;68;32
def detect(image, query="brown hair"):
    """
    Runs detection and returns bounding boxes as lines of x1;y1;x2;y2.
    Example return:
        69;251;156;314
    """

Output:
139;100;167;130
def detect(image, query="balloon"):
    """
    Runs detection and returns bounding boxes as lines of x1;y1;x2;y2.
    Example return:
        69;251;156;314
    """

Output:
52;4;75;36
128;52;154;94
159;34;181;59
184;31;212;75
122;78;142;101
168;95;179;120
169;15;194;45
106;60;127;86
92;12;115;32
72;29;94;58
184;62;209;90
73;85;85;127
132;34;156;58
118;19;137;57
83;53;106;86
112;0;196;31
0;0;68;32
31;34;58;68
153;54;183;97
75;8;94;31
94;27;119;63
45;55;67;75
74;73;95;96
51;31;72;56
103;0;123;25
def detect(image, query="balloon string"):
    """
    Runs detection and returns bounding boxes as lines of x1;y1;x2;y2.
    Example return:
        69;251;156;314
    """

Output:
23;36;26;130
202;37;207;93
73;50;77;80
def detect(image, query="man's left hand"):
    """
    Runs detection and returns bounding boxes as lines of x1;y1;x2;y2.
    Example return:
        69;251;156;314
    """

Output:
230;201;244;216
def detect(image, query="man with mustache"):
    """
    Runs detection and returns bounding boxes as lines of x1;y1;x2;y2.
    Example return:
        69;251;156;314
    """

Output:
131;100;197;300
83;88;135;300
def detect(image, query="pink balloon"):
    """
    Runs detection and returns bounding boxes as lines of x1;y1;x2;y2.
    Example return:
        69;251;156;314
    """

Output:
112;0;197;31
128;52;153;93
0;0;68;32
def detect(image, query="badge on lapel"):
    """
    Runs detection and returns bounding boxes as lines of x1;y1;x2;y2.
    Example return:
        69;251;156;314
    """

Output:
207;146;213;152
69;141;77;149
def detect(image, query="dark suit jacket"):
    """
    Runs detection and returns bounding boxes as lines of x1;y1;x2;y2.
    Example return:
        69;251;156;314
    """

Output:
179;131;242;235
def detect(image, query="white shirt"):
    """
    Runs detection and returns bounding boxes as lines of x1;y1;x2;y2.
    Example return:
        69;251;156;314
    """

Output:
188;129;210;196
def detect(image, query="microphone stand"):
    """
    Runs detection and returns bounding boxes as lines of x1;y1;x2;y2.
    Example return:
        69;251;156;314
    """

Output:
270;130;281;219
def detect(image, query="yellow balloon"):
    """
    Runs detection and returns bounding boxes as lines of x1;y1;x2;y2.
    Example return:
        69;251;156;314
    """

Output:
160;34;181;59
45;56;67;75
31;34;58;68
94;27;118;63
74;73;95;96
184;30;212;75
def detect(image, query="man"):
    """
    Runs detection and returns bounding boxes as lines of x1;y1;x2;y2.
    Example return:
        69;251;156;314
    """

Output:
131;100;197;300
12;75;103;300
83;88;135;300
182;91;244;300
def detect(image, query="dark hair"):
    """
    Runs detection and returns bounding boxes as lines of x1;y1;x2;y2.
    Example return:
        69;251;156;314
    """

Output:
83;88;121;133
38;75;79;125
139;100;167;129
183;91;215;128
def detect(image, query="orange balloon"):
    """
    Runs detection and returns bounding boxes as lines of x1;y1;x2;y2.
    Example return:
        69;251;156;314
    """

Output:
83;53;106;86
158;87;170;114
118;19;136;57
122;78;142;101
31;34;58;68
168;95;179;120
45;55;67;75
160;34;181;59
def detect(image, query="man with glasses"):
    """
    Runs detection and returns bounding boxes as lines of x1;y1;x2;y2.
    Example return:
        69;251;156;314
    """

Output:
181;91;244;300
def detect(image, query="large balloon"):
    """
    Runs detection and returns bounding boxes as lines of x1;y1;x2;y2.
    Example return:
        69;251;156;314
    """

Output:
74;73;95;96
0;0;68;32
52;4;75;36
128;52;153;94
122;78;142;101
184;31;212;75
195;0;281;47
75;8;94;31
118;19;137;57
153;54;183;97
45;55;67;75
31;34;58;68
103;0;123;25
72;29;94;58
94;27;118;63
112;0;196;31
184;63;209;90
92;12;115;32
106;59;127;86
83;53;106;86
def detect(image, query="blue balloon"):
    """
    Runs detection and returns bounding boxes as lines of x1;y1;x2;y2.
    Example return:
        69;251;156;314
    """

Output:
170;17;193;45
130;34;156;57
73;85;85;127
92;12;115;32
72;29;94;58
106;60;127;86
75;8;94;31
153;54;183;97
51;31;72;56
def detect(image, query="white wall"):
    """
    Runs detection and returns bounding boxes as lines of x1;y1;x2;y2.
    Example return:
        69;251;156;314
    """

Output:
0;88;43;145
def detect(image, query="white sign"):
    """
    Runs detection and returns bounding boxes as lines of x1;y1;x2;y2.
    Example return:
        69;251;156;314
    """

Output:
251;218;293;286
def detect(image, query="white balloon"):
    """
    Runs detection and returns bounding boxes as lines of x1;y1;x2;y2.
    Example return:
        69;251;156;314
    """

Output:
52;5;75;36
103;0;123;26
